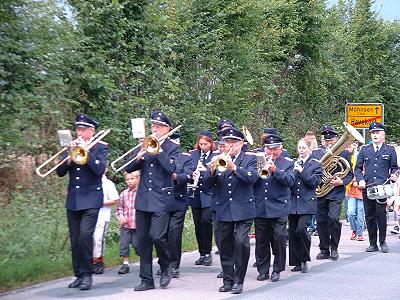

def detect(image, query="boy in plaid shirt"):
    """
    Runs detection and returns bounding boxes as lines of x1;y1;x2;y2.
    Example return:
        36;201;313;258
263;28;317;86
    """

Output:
116;171;140;274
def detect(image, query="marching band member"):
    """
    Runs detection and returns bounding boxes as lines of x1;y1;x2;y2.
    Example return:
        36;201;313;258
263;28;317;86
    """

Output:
253;134;295;283
355;122;398;253
189;130;216;266
316;125;353;261
289;138;323;273
56;114;109;290
125;110;179;291
204;127;258;294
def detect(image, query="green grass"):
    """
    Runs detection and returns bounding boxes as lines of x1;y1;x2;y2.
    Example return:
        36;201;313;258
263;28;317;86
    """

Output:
0;179;198;291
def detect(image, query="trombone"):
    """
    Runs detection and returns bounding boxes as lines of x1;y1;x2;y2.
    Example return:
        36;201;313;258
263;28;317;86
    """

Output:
111;125;182;173
35;129;111;178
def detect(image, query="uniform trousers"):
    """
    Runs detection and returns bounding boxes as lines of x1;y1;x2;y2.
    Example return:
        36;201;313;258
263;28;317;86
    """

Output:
212;210;221;251
67;208;99;277
255;217;288;274
363;191;387;245
219;218;253;285
167;210;186;269
316;198;342;254
288;214;312;266
136;210;170;284
192;207;213;256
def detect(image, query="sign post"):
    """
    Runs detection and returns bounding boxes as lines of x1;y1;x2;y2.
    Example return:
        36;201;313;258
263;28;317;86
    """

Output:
345;103;384;143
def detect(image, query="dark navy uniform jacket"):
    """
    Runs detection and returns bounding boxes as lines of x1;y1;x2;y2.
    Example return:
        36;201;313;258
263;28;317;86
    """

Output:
310;147;325;160
125;138;180;213
56;141;109;211
354;143;398;185
318;150;353;200
254;154;295;218
290;157;323;215
203;151;259;222
188;149;215;208
170;153;195;211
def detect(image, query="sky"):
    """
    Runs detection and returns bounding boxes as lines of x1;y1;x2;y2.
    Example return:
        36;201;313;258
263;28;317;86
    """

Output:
327;0;400;21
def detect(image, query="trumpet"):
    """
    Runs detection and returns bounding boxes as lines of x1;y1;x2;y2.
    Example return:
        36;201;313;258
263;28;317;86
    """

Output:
111;125;182;173
214;148;232;173
255;153;272;179
35;129;111;178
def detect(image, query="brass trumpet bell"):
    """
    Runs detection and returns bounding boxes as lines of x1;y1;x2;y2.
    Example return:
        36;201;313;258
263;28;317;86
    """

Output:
215;148;232;173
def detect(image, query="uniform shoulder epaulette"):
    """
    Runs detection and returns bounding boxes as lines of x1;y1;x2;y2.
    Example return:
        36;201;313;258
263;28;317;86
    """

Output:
359;144;369;149
170;139;180;145
188;149;197;154
181;152;191;156
311;158;320;163
245;151;256;155
284;157;293;161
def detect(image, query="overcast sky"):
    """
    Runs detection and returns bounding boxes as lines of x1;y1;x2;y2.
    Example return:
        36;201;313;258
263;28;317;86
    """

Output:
327;0;399;21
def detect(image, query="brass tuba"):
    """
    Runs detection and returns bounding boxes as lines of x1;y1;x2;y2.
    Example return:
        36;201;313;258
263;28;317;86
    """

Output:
316;122;365;197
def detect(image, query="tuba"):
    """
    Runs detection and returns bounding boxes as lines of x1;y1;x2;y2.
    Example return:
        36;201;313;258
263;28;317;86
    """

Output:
316;122;365;197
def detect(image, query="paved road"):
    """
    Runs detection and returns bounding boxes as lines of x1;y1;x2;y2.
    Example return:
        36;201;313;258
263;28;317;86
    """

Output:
2;221;400;300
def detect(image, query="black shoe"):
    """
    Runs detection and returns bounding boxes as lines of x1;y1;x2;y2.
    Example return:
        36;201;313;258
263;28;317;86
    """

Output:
118;264;130;274
380;242;389;253
202;254;212;266
134;281;155;291
231;283;243;294
79;276;92;290
93;262;104;274
219;284;232;292
160;268;172;288
291;265;301;272
217;271;224;278
330;249;339;261
316;252;330;260
271;271;280;282
195;256;204;265
68;277;83;288
252;262;257;267
257;273;269;281
366;244;379;252
171;268;180;278
301;262;308;273
156;269;162;276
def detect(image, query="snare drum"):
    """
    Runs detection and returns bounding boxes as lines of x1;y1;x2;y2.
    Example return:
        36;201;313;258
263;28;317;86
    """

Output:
366;184;395;200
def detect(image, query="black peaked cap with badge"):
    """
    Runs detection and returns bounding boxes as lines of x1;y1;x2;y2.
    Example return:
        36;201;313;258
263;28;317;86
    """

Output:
264;134;283;148
369;122;385;132
151;110;172;127
199;130;214;140
221;127;244;141
76;113;99;129
320;124;339;141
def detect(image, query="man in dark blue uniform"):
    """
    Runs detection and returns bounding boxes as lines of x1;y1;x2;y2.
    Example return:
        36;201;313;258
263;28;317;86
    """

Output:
253;134;295;282
167;133;195;277
57;114;109;290
204;127;258;294
355;122;398;253
316;125;353;261
125;110;180;291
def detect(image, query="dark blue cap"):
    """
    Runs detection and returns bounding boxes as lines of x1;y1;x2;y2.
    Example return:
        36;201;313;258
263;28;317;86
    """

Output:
151;110;172;127
263;127;278;135
221;127;244;141
198;130;213;141
264;134;283;148
217;119;235;131
369;122;385;132
321;124;339;140
76;113;99;128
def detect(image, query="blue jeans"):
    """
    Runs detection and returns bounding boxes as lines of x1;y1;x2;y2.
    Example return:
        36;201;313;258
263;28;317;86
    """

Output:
347;197;365;236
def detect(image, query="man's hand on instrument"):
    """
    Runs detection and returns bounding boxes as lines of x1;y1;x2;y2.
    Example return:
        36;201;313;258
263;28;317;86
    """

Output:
390;173;398;182
226;160;237;172
330;176;343;186
267;161;276;173
358;180;366;189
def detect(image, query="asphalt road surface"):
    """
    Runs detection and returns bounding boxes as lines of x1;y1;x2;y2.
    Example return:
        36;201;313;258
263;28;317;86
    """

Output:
2;221;399;300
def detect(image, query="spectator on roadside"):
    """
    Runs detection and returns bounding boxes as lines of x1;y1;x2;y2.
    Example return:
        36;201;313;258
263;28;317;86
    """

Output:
92;167;119;274
116;171;141;274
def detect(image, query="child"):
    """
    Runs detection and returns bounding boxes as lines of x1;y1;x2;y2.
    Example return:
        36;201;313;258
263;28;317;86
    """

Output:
92;168;119;274
116;171;140;274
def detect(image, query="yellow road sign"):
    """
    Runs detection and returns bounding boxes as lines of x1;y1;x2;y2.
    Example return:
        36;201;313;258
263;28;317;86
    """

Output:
346;103;384;129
